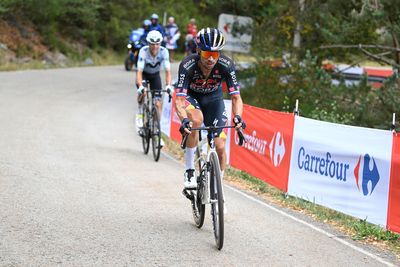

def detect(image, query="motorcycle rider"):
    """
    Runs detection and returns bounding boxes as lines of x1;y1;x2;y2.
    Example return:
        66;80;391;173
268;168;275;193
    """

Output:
139;19;152;46
149;13;165;40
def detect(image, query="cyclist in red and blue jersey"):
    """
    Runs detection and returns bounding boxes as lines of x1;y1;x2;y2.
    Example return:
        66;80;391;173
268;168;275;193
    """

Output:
175;27;246;189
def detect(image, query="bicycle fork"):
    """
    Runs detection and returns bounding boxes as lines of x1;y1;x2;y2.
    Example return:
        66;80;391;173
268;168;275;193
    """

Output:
203;151;225;205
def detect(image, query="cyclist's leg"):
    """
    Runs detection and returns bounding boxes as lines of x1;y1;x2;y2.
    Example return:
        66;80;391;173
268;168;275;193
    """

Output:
135;73;148;129
148;72;163;116
202;98;228;171
182;96;203;188
185;96;203;176
184;95;203;154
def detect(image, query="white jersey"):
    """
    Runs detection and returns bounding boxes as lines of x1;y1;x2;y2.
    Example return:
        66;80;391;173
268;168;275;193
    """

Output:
137;46;170;74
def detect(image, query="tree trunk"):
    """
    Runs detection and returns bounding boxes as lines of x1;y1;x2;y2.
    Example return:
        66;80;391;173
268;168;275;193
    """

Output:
388;16;400;65
293;0;305;49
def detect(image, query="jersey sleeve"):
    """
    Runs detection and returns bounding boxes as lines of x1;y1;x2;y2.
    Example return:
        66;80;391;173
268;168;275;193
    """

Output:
224;60;240;95
175;59;193;97
137;47;146;71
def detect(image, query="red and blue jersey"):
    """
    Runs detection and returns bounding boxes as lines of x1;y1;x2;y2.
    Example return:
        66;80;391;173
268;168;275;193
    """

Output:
175;54;240;97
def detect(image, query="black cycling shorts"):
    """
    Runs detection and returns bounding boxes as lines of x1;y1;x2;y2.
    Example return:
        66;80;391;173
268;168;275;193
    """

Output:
183;90;228;139
137;71;162;99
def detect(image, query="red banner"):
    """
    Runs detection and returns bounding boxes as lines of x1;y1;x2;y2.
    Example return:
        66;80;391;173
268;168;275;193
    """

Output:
387;133;400;232
169;92;182;142
230;105;294;192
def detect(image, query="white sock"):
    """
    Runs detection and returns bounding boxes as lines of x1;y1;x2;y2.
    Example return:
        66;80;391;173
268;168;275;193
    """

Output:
185;147;196;170
138;103;143;114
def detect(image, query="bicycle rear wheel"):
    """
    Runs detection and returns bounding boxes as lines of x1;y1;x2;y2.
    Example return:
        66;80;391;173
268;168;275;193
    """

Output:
141;105;150;154
209;151;224;250
151;108;161;161
192;147;205;228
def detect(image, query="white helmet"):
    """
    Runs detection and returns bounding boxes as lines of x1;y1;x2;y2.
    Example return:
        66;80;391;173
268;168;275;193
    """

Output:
146;30;163;44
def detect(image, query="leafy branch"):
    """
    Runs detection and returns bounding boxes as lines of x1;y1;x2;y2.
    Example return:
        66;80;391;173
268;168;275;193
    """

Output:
319;44;400;69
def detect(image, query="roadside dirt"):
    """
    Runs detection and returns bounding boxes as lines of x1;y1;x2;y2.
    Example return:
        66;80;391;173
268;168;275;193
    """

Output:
0;17;47;59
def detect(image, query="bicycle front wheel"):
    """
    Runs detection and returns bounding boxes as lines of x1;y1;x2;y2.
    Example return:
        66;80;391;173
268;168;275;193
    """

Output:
209;151;224;250
141;105;150;154
151;108;161;161
192;147;205;228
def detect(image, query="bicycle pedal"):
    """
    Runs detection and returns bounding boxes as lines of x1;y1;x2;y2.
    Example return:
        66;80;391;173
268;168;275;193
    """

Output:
182;189;194;201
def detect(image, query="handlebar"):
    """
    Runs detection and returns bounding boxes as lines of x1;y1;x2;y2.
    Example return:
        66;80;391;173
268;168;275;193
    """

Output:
143;89;170;92
143;88;173;102
180;125;246;149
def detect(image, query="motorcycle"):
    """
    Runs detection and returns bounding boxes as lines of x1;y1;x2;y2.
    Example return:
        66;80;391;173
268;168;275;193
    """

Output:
124;40;143;71
125;28;145;71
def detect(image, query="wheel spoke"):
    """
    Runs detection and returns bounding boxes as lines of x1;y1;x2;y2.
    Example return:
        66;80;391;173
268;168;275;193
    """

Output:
209;152;224;250
151;109;161;161
141;106;150;154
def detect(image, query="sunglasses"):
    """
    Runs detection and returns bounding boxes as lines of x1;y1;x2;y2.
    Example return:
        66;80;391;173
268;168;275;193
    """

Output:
200;50;220;59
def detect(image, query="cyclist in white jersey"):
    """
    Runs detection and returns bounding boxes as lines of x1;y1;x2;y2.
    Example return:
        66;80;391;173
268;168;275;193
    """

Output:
136;31;174;147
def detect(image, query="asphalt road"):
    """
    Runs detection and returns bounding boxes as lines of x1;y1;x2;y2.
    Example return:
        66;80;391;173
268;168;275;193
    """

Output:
0;65;398;266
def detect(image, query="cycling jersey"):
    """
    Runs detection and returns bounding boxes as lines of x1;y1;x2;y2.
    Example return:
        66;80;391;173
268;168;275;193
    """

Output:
137;46;170;74
175;54;240;97
176;53;240;139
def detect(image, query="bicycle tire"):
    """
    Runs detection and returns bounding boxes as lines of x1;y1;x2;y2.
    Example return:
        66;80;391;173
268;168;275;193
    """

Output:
192;147;205;228
151;108;161;161
141;105;150;154
124;56;133;71
209;151;224;250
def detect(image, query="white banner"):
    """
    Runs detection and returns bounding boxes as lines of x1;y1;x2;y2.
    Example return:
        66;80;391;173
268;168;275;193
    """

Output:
218;13;253;53
288;116;393;226
160;93;172;136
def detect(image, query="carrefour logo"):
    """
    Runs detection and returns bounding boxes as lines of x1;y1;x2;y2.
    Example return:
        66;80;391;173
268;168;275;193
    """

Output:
234;130;286;167
269;132;285;167
354;154;380;196
297;147;381;196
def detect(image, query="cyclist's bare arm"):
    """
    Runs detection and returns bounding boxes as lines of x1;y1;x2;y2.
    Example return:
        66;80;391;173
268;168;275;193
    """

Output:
165;69;171;86
175;97;188;122
231;93;243;117
136;69;143;87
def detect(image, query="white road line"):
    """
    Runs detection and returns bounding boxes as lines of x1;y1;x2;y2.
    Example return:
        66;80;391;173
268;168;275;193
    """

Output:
162;151;395;266
226;185;395;267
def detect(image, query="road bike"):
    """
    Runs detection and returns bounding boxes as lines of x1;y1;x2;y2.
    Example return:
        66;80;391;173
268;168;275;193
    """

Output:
140;81;172;161
181;125;245;250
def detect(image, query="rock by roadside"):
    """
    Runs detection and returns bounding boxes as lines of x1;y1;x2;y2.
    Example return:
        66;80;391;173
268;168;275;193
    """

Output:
0;44;71;67
83;57;94;66
0;42;16;64
42;52;69;66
